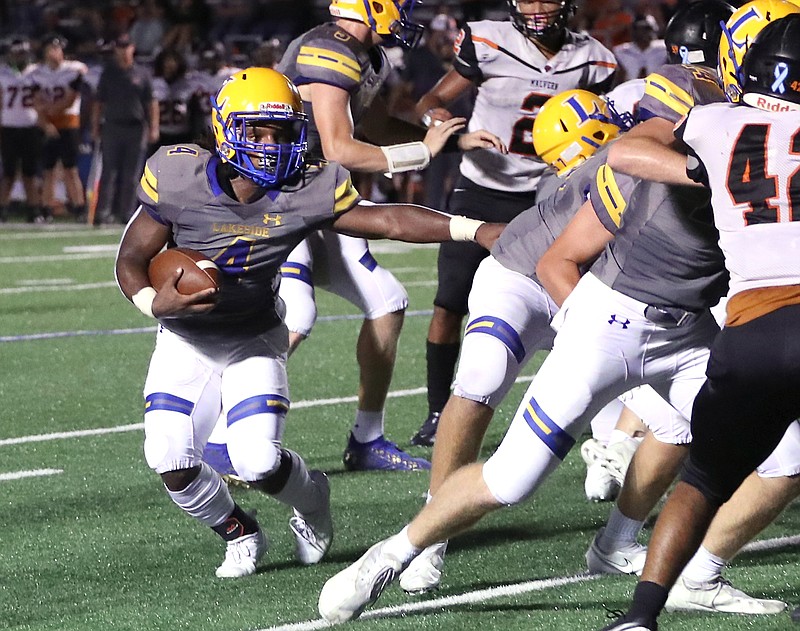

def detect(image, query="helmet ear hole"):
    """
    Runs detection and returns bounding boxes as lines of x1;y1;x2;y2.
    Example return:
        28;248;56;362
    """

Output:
372;1;384;14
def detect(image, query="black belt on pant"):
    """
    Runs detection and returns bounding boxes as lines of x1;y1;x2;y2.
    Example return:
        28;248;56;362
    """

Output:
643;305;698;328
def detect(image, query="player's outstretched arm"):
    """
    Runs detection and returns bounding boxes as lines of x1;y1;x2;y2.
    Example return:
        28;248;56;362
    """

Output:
116;209;218;318
536;198;614;306
607;118;699;186
331;201;505;250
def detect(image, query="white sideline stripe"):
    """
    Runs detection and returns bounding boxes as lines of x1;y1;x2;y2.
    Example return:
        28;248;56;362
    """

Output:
0;228;120;240
259;573;600;631
0;280;117;294
0;468;63;481
63;244;118;253
0;252;116;264
0;376;535;447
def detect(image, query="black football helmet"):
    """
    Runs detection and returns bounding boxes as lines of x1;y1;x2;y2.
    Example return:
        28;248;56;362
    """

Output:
741;13;800;110
664;0;736;67
507;0;575;47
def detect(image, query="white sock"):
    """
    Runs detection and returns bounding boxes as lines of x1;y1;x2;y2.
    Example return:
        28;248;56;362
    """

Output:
608;429;633;446
382;526;423;565
166;462;234;527
681;545;726;584
269;449;324;516
600;505;644;550
351;410;385;443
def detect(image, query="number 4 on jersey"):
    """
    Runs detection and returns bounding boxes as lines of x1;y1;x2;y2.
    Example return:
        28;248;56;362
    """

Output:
726;123;800;225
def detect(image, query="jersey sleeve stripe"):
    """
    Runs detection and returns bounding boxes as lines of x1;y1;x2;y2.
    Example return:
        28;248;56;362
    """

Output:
644;74;694;117
141;165;159;203
298;46;361;82
596;164;626;228
470;35;500;50
334;178;360;213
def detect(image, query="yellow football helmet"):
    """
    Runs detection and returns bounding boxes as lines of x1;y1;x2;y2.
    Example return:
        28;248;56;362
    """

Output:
533;90;630;177
210;68;307;187
718;0;800;102
329;0;424;48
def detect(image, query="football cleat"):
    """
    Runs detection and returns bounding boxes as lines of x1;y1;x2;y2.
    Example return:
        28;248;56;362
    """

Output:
399;540;447;594
665;576;787;614
215;529;267;578
586;527;647;575
343;433;431;471
409;412;441;447
318;539;404;623
580;439;619;501
289;470;333;565
604;436;643;486
599;614;657;631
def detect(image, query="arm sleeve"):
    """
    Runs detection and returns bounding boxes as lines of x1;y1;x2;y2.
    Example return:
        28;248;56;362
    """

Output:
452;25;484;82
332;164;362;215
589;163;636;233
294;37;362;92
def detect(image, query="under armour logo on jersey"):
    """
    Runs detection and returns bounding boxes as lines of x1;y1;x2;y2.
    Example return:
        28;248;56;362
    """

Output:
608;315;630;329
263;213;283;226
772;62;789;94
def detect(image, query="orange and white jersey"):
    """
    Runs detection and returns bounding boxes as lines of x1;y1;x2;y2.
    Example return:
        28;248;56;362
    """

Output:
0;63;38;127
28;59;87;129
453;20;616;192
676;101;800;297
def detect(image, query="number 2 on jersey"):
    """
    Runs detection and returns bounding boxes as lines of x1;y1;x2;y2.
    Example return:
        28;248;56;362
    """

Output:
726;123;800;225
508;92;550;157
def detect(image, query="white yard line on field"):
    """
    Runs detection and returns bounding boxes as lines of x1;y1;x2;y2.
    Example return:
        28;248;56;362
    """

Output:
0;252;117;264
0;280;118;294
258;573;597;631
0;468;63;481
0;377;535;447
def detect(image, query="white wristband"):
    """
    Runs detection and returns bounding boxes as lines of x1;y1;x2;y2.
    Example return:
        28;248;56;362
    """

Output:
449;215;484;242
380;141;431;173
132;286;157;318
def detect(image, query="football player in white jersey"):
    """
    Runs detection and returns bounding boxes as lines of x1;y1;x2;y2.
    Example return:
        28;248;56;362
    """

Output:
29;35;88;222
411;0;617;447
601;13;800;631
0;38;40;222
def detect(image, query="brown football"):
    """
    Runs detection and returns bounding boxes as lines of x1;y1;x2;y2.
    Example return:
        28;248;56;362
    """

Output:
148;247;220;295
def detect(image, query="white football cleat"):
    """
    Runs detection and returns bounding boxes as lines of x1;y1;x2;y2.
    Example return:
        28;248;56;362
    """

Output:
604;436;643;486
318;539;404;623
586;527;646;575
665;576;787;614
215;529;268;578
289;470;333;565
399;540;447;594
580;439;619;502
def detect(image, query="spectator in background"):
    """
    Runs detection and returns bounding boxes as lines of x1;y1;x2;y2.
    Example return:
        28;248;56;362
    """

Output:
579;0;635;48
30;34;88;222
612;14;667;83
0;37;41;222
162;0;212;53
149;48;195;154
129;0;168;60
91;33;158;224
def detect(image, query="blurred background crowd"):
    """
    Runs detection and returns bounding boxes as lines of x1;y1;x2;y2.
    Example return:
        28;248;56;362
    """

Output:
0;0;687;223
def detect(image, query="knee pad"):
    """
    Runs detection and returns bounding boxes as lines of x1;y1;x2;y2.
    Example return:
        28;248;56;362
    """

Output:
227;433;283;483
143;394;199;473
166;462;234;527
279;262;317;336
454;324;520;406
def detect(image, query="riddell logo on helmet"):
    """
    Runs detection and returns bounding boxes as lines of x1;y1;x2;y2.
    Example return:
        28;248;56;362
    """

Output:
260;102;292;112
756;95;792;111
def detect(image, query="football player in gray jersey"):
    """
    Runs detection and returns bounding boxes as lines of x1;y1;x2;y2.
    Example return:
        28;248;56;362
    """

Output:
411;0;617;447
258;0;505;473
115;68;504;579
397;89;634;595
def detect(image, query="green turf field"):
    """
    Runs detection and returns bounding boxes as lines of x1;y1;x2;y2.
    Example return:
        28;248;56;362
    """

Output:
1;225;798;631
